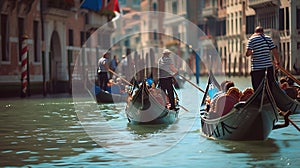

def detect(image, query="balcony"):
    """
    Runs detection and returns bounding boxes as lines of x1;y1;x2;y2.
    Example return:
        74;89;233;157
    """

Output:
43;0;75;18
202;6;218;18
248;0;279;9
85;12;108;31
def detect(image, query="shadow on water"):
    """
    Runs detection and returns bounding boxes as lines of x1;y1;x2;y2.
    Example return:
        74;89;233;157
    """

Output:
216;138;279;167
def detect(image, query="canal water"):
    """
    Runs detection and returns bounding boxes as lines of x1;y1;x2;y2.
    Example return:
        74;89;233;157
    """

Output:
1;77;299;167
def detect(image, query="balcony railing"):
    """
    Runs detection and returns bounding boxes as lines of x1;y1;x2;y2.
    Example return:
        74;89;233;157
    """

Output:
43;0;75;17
46;0;74;11
248;0;279;8
202;6;218;18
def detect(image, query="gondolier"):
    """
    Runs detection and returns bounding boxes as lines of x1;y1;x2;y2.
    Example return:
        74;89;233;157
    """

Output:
158;49;178;111
245;26;280;91
98;51;110;90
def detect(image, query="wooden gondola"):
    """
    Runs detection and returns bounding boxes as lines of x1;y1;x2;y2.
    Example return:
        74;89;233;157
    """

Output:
269;78;300;114
96;90;128;103
125;80;179;125
200;75;280;141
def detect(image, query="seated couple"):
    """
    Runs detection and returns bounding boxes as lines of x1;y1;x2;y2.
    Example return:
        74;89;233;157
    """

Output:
206;80;254;118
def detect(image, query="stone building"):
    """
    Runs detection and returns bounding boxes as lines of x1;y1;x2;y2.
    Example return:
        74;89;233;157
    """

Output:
0;0;114;97
200;0;300;75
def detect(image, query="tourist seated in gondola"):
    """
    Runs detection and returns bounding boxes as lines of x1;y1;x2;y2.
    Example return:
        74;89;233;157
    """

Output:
205;80;235;113
207;81;238;117
240;88;254;101
111;78;128;95
105;79;115;93
149;82;168;107
212;87;242;117
279;76;298;99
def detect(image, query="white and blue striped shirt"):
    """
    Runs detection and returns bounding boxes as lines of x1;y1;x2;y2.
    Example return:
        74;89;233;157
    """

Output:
246;34;276;71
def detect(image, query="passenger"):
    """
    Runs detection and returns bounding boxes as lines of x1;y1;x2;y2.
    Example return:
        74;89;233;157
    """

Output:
226;87;242;101
240;88;254;101
106;79;114;93
149;82;167;106
279;79;298;99
209;81;235;114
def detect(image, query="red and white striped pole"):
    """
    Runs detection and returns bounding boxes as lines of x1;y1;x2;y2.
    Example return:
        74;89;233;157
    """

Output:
21;34;29;97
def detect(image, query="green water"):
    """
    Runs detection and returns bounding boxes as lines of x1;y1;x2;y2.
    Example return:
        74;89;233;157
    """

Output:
0;77;300;167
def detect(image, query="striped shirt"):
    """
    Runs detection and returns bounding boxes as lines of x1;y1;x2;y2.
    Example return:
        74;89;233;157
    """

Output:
246;34;276;71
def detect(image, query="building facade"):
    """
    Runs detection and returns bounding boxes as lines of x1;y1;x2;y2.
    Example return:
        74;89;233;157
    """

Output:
0;0;114;97
200;0;300;75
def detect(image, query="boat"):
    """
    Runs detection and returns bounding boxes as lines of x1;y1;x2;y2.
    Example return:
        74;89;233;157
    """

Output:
125;80;179;125
96;89;127;103
200;75;280;141
269;77;300;114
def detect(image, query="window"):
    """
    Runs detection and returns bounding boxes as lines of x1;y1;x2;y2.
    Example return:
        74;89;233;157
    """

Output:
1;14;9;62
153;30;157;40
246;15;255;34
286;7;289;30
172;1;177;14
33;20;40;62
153;2;157;11
297;8;300;29
69;29;74;46
80;31;85;46
18;17;24;62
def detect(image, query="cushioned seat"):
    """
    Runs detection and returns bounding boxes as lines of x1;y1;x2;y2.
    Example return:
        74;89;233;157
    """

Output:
214;95;239;118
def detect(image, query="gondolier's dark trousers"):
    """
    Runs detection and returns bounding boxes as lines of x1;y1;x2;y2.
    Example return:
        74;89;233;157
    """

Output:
98;72;108;90
159;77;176;109
251;66;276;91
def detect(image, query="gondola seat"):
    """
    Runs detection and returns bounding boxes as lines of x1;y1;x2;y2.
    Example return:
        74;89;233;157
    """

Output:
214;95;239;117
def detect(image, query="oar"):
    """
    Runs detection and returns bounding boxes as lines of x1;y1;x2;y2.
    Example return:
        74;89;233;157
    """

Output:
279;110;300;132
178;74;205;93
172;85;189;112
179;105;189;112
277;65;300;86
108;69;133;86
289;117;300;132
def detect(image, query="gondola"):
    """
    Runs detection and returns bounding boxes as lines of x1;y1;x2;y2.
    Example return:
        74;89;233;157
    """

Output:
200;75;280;141
125;80;179;125
269;78;300;114
96;89;127;103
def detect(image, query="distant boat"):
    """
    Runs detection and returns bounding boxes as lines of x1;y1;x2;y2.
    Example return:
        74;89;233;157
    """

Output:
96;89;127;103
269;77;300;114
200;75;280;141
125;80;179;125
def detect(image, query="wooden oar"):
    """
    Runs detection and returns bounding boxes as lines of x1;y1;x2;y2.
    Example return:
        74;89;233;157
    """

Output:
179;105;189;112
277;65;300;86
172;85;189;112
178;74;205;93
108;69;133;86
289;117;300;132
279;110;300;132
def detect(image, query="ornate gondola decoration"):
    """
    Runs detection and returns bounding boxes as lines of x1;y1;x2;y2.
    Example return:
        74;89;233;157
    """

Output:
200;73;284;141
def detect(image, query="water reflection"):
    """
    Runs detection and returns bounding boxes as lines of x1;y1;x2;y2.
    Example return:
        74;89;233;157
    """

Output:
127;123;169;138
0;98;96;167
217;138;279;167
